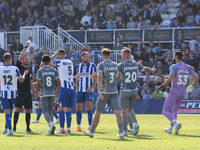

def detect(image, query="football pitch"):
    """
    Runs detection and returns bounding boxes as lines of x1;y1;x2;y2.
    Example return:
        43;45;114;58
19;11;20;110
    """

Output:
0;114;199;150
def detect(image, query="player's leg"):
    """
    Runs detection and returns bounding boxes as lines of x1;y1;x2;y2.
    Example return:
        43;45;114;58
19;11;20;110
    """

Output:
53;108;59;124
31;101;42;123
49;96;56;134
24;92;33;132
85;92;93;131
75;92;84;131
127;115;134;134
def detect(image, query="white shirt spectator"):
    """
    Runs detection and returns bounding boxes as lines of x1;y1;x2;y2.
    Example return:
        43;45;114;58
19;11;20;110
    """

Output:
81;16;92;25
26;42;39;53
164;91;169;99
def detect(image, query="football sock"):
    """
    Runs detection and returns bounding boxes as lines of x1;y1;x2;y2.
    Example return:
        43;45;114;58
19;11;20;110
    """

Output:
5;115;7;129
59;111;65;128
53;109;59;119
36;108;42;121
6;114;11;130
128;110;137;123
13;112;19;129
66;111;72;129
172;119;179;126
127;115;133;130
118;123;123;133
25;113;31;130
87;110;93;126
90;125;97;133
76;111;82;126
171;111;178;126
122;116;128;132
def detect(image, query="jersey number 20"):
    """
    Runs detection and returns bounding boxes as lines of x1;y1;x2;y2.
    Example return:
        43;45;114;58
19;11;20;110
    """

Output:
125;72;136;83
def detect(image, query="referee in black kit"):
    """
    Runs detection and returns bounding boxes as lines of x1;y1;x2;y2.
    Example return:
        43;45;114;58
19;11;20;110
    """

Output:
13;40;36;132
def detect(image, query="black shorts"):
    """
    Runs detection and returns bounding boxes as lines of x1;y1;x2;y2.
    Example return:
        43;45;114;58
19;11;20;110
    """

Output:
15;90;32;109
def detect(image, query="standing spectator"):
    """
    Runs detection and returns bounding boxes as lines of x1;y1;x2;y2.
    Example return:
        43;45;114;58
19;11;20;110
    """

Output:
113;37;123;50
0;2;10;17
195;10;200;26
155;45;165;64
56;6;67;25
88;45;95;63
152;85;164;99
114;0;123;16
26;46;35;65
156;61;166;75
141;4;151;20
65;0;74;23
105;6;115;21
81;11;92;25
126;16;135;29
165;49;173;63
69;47;80;73
12;38;23;52
65;44;72;59
176;3;189;17
48;0;58;17
26;37;39;53
165;59;173;75
141;81;153;99
13;41;35;133
164;85;170;99
151;10;163;25
158;0;167;14
73;0;81;19
97;7;105;22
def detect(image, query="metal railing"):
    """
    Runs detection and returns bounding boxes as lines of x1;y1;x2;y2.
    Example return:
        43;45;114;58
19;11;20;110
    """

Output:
58;27;85;51
20;26;63;53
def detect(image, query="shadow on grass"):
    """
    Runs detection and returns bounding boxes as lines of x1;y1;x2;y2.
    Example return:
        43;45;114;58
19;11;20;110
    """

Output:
97;137;132;142
177;134;200;138
128;134;155;140
6;134;25;137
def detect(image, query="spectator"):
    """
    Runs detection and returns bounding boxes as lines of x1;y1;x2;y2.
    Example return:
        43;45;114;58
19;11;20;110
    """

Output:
72;18;81;30
134;49;146;62
126;16;135;29
106;18;114;29
123;0;132;6
155;45;165;64
33;51;42;65
97;45;105;64
187;7;195;25
114;0;123;16
193;43;200;55
141;4;151;20
195;10;200;26
81;11;92;25
29;58;39;82
130;4;138;17
0;44;5;62
181;42;187;51
194;1;200;15
48;0;58;17
26;36;39;53
12;38;23;52
190;83;200;99
33;19;43;26
73;0;81;19
174;35;184;49
145;56;157;68
25;19;32;27
147;2;158;17
144;20;152;28
186;51;199;68
96;1;105;15
156;61;166;75
97;7;105;22
61;37;67;50
135;40;145;54
121;22;127;29
0;2;10;17
88;45;95;63
154;69;165;85
165;49;173;63
116;14;125;28
151;10;163;25
31;0;41;15
65;0;74;23
50;16;58;30
105;6;116;21
171;18;183;27
134;15;146;28
26;46;35;65
0;13;8;28
17;7;27;20
146;47;155;61
197;35;200;47
69;47;80;69
165;59;173;75
42;14;50;28
91;16;102;29
43;6;52;18
143;74;155;90
158;0;167;14
113;36;123;50
122;4;130;15
176;3;189;17
65;44;72;59
148;41;158;53
178;11;186;24
56;6;67;25
152;85;164;99
164;85;170;99
182;50;188;62
141;81;153;99
133;10;140;22
25;12;34;25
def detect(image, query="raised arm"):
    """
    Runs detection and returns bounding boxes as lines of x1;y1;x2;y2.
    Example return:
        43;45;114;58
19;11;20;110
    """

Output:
18;41;30;62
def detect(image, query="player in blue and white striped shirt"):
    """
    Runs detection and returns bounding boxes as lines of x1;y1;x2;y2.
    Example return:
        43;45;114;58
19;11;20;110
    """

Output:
0;53;28;135
75;52;97;132
51;49;75;134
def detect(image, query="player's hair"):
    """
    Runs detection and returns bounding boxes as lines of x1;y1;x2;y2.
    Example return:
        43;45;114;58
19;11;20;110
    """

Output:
42;54;51;63
81;51;88;57
102;48;111;57
122;47;131;54
58;49;65;56
3;53;12;62
175;51;183;60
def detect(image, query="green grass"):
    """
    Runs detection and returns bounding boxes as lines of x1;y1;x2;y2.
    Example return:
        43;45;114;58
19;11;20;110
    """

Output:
0;114;200;150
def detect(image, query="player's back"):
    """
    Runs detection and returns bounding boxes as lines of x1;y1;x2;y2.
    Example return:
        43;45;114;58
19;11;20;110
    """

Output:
118;60;144;91
54;59;74;89
98;59;118;93
0;65;20;99
37;65;58;97
170;61;194;94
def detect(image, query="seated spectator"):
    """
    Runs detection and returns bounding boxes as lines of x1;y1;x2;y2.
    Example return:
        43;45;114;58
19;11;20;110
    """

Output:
122;4;130;15
121;22;127;29
88;45;95;63
152;22;161;30
145;56;157;68
134;49;146;62
26;46;35;65
48;0;58;17
43;6;52;19
158;0;167;14
134;40;145;54
134;15;146;28
6;46;14;65
65;44;72;59
0;44;5;62
97;7;105;22
194;1;200;15
190;83;200;99
96;1;105;15
81;11;92;25
73;0;81;19
141;4;151;20
25;12;34;25
97;45;105;64
114;0;123;16
194;43;200;55
148;41;158;53
143;74;155;90
176;3;188;17
56;6;67;25
182;50;188;62
133;10;140;22
69;47;80;69
105;6;115;21
197;35;200;47
130;4;139;17
73;18;82;30
164;85;170;99
152;85;164;99
181;42;187;51
91;16;102;29
106;19;114;29
165;59;173;75
25;19;32;27
65;0;75;21
50;16;58;30
126;16;135;29
154;69;165;85
155;45;165;64
141;81;153;99
12;38;23;52
33;19;42;26
174;35;184;49
123;0;132;6
29;58;39;82
42;14;50;28
113;22;118;29
165;49;173;63
186;51;199;68
145;47;155;61
171;18;183;27
26;36;39;53
185;47;190;57
144;20;152;28
151;10;163;25
33;51;42;65
124;10;133;23
195;10;200;26
113;36;123;50
0;13;8;28
187;7;195;25
178;11;186;24
156;61;166;75
0;2;10;17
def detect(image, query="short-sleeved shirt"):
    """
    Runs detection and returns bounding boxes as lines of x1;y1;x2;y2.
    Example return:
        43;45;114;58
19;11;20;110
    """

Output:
37;65;59;97
118;60;144;91
170;61;195;94
97;59;118;94
69;53;80;67
0;65;21;99
16;60;32;90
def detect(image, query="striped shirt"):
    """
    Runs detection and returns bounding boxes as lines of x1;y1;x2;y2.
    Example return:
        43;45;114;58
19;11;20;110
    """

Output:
52;59;74;90
77;62;97;92
0;65;21;99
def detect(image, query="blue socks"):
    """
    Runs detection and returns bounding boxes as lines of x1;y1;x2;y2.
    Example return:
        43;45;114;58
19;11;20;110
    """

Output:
36;108;42;120
87;110;93;126
5;113;12;130
5;114;11;130
53;109;59;119
76;111;82;125
59;111;65;128
66;111;72;129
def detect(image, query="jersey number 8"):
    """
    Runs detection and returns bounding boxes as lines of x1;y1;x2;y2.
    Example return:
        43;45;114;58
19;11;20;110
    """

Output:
46;76;52;87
